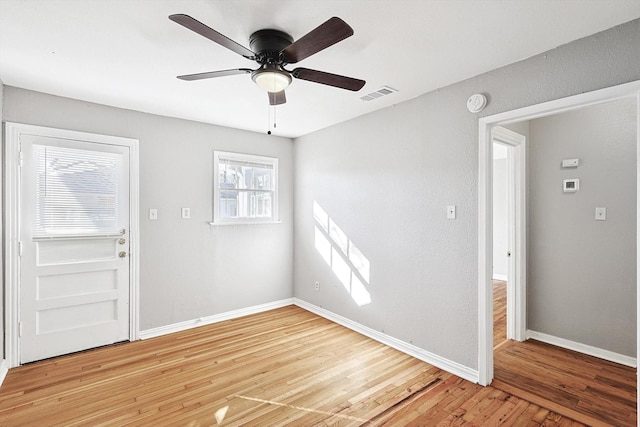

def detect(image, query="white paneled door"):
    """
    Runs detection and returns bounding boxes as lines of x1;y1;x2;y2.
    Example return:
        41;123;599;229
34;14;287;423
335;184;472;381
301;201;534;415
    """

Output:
19;134;131;364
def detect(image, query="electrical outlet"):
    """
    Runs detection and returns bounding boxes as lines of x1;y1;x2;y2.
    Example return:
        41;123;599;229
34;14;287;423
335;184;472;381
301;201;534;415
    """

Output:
181;207;191;219
314;281;320;291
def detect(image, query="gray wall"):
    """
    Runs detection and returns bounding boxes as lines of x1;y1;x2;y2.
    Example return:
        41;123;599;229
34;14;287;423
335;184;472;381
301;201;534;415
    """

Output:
527;98;637;356
293;18;640;369
503;122;530;140
2;87;294;331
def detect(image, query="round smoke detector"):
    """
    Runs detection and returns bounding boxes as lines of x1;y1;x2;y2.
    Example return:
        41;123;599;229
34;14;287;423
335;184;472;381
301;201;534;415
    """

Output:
467;93;487;113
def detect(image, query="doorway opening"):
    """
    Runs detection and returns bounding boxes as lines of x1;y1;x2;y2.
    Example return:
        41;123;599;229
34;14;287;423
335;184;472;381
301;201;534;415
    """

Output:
479;80;640;386
491;127;526;351
479;80;640;425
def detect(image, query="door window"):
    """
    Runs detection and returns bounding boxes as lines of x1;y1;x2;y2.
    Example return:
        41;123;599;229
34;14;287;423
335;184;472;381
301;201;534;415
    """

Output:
33;144;123;237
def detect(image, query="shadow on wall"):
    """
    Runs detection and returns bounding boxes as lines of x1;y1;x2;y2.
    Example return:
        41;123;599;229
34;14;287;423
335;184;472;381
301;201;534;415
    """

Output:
313;201;371;306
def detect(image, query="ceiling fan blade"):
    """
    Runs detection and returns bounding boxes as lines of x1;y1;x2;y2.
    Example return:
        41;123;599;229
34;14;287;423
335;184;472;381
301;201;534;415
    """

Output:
169;14;255;59
281;17;353;64
292;68;365;91
268;91;287;105
177;68;252;81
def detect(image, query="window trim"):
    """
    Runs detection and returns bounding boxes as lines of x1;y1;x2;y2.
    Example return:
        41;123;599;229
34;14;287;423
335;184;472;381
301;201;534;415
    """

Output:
212;150;279;225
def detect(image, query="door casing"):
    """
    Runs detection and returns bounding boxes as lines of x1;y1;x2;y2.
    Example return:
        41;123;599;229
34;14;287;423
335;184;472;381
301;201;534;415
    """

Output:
477;80;640;387
4;122;140;368
492;127;526;343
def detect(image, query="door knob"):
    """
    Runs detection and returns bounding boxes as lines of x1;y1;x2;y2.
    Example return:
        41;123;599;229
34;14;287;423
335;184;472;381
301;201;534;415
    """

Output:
119;251;127;258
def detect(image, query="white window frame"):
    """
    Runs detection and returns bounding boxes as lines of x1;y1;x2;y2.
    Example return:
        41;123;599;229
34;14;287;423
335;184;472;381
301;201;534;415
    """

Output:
212;150;279;225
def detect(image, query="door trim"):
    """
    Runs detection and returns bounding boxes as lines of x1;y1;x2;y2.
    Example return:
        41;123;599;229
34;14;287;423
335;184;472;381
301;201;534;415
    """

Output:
492;127;526;342
477;80;640;387
4;122;140;368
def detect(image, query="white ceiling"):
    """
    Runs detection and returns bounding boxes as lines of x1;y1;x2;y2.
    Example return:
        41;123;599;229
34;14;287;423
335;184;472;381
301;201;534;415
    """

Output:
1;0;638;138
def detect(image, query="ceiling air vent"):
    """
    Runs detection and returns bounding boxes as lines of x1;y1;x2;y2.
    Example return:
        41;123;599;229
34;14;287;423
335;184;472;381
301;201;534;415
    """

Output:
360;86;398;101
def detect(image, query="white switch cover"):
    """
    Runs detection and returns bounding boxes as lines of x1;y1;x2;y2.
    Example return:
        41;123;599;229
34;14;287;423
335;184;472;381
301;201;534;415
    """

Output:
595;207;606;221
149;209;158;220
561;158;579;168
447;205;456;219
182;207;191;219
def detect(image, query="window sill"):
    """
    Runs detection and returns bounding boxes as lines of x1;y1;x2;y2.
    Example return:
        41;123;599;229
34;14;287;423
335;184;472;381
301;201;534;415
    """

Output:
208;220;282;226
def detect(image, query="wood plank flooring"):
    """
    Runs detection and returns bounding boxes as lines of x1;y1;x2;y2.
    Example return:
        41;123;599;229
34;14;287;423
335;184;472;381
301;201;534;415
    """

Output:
494;340;637;427
1;305;584;426
492;281;637;427
493;280;507;346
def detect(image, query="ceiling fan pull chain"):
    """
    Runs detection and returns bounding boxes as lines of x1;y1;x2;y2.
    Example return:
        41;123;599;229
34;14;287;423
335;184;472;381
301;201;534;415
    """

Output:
267;105;272;135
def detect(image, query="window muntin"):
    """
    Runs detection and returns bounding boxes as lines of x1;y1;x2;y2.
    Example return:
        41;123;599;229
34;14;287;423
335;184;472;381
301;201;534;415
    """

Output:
213;151;278;223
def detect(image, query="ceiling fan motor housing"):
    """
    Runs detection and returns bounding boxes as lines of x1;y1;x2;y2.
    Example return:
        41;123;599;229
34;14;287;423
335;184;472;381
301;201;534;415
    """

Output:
249;29;293;64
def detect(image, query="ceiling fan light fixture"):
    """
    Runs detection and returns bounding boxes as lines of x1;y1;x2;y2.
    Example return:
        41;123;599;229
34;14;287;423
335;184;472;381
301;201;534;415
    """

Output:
252;68;292;93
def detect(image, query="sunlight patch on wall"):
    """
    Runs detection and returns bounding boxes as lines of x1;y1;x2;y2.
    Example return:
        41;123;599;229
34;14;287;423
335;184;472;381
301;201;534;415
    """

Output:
314;227;332;265
313;201;371;306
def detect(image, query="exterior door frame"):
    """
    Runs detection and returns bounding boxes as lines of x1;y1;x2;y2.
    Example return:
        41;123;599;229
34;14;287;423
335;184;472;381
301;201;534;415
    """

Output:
478;80;640;387
492;127;526;342
4;122;140;368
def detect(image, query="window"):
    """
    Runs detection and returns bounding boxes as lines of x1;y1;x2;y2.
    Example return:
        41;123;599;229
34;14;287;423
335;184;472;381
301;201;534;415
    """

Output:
33;144;123;237
213;151;278;224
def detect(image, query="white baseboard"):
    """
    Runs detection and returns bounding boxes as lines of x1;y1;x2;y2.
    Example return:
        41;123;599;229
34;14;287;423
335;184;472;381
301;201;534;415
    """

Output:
0;359;8;389
138;297;481;383
492;274;507;281
293;298;479;384
527;330;637;368
139;298;294;340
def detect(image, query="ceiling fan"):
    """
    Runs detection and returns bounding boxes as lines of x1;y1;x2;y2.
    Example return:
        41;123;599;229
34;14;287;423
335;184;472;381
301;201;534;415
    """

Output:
169;14;366;105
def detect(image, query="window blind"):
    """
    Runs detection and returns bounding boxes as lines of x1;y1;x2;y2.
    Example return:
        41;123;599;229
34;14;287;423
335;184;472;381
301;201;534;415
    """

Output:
33;144;122;237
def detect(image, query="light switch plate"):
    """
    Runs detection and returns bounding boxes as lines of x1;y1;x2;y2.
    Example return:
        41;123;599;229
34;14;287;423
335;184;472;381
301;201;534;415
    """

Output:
181;207;191;219
595;207;606;221
149;209;158;220
447;205;456;219
561;158;579;168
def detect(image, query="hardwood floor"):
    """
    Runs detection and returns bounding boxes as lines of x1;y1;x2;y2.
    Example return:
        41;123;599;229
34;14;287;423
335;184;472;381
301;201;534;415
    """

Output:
1;305;584;426
492;280;637;427
493;280;507;346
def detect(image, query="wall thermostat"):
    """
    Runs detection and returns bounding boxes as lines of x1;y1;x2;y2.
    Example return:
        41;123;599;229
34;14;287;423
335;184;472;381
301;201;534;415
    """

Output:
466;93;487;113
563;178;580;192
